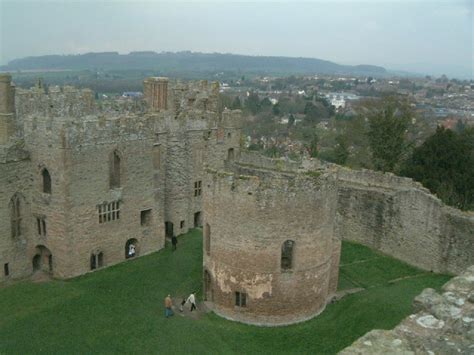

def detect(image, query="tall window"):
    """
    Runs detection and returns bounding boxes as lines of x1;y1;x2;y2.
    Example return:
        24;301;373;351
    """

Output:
10;195;22;238
235;291;247;307
227;148;234;161
42;168;52;194
36;217;47;236
205;223;211;255
194;181;202;197
140;209;152;226
110;150;121;189
98;201;120;223
90;252;104;270
281;240;295;270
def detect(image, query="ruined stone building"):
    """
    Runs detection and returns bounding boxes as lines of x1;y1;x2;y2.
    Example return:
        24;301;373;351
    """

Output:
0;74;241;280
202;153;473;326
1;73;473;327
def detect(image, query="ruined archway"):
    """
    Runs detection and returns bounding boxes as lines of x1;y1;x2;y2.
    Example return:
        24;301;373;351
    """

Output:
32;245;53;273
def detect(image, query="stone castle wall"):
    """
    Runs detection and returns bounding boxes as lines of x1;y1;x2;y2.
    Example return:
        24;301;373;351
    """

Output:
336;167;474;275
203;166;340;326
1;76;241;282
0;151;32;282
341;265;474;354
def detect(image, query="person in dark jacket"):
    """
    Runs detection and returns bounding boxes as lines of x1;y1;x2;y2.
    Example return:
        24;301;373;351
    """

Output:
171;235;178;251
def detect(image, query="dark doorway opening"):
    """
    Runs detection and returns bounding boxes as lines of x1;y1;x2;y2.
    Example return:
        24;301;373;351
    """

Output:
165;221;174;238
125;238;138;259
227;148;234;161
204;269;213;301
194;211;202;227
32;245;53;273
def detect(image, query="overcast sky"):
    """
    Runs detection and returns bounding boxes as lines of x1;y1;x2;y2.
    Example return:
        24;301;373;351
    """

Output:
0;0;472;78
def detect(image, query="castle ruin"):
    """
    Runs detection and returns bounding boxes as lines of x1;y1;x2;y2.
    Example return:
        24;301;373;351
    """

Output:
0;73;240;280
1;73;473;327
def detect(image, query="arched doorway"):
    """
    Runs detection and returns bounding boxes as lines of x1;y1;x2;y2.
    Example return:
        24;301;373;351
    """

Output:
204;269;213;301
32;245;53;273
125;238;138;259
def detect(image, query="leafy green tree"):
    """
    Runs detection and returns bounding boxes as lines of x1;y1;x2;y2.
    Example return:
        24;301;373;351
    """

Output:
245;92;260;115
334;134;350;165
272;102;281;116
402;126;474;210
231;96;242;110
366;96;411;172
308;132;319;158
260;97;273;112
217;94;233;114
304;102;321;123
287;114;295;129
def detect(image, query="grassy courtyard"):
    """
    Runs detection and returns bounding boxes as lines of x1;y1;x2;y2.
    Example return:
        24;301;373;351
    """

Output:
0;229;450;354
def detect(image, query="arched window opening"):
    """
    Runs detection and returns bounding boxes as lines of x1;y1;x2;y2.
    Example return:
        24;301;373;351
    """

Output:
204;223;211;255
281;240;295;270
227;148;234;161
10;195;22;238
42;169;52;194
110;150;121;189
90;254;97;270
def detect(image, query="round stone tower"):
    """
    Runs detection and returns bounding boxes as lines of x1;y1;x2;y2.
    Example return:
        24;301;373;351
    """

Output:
203;167;340;326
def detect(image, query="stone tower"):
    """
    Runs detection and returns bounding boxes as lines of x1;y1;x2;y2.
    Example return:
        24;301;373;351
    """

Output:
0;74;16;144
143;77;168;111
203;163;341;326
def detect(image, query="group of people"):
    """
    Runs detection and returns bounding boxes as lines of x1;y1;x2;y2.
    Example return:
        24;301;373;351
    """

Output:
164;236;197;318
164;292;197;318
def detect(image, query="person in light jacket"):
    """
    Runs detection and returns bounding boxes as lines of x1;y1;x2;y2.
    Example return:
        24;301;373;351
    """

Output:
187;292;197;312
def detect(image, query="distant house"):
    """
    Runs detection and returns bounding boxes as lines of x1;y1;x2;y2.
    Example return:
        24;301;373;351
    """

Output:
122;91;143;98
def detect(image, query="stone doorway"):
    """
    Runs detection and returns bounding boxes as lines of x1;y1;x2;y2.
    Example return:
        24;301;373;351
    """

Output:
125;238;138;259
32;245;53;273
165;221;174;238
194;211;202;227
204;269;213;301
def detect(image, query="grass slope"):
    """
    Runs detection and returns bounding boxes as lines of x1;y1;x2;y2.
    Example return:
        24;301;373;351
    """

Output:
0;229;450;354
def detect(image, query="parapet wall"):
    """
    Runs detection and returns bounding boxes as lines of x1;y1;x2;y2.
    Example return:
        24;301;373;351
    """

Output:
340;265;474;354
237;151;302;172
16;86;96;119
336;167;474;274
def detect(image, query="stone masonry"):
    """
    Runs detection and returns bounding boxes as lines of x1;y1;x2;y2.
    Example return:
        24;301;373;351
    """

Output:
203;161;340;325
1;72;473;328
340;265;474;354
0;73;241;281
201;152;473;325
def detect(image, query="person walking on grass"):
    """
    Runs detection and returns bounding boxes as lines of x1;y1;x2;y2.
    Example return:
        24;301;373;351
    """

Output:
180;296;186;312
165;294;174;318
187;291;197;312
171;235;178;251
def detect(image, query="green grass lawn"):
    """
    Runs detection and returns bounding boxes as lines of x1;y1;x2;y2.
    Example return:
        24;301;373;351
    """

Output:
0;229;451;354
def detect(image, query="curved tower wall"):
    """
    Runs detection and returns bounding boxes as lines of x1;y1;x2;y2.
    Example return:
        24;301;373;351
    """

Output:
203;168;340;326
